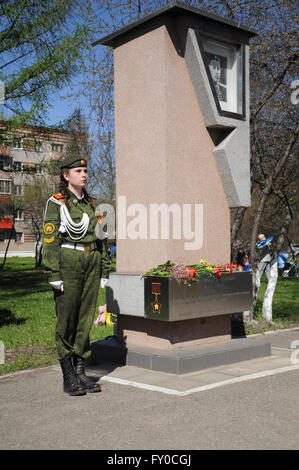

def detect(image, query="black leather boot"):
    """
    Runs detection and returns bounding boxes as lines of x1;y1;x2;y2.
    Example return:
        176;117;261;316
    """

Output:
59;356;86;396
73;356;101;393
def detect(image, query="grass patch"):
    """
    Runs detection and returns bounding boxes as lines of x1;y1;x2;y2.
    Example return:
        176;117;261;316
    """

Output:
0;257;115;375
246;274;299;334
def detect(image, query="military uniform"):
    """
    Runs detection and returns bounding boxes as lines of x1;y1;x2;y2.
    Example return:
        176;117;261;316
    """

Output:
42;155;110;395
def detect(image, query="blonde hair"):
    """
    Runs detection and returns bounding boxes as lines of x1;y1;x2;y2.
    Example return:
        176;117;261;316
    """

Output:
258;233;266;241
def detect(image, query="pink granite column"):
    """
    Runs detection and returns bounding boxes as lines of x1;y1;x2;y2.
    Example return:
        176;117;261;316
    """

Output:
113;24;231;346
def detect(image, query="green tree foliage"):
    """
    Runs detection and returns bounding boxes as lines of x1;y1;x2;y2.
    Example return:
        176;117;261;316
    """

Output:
0;0;93;129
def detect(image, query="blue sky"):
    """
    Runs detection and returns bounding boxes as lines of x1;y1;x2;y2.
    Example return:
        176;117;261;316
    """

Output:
47;86;82;126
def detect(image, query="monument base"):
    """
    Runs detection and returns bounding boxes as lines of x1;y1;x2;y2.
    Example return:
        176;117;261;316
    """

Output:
89;310;271;374
117;314;231;349
89;336;271;375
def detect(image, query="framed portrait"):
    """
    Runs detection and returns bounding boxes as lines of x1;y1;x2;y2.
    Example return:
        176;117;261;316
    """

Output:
200;36;244;117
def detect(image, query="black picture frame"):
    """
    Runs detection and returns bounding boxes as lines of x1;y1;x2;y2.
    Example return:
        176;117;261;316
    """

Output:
196;32;246;121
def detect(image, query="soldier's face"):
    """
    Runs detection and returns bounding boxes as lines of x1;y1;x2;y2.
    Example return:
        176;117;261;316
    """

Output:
63;167;88;189
209;59;220;82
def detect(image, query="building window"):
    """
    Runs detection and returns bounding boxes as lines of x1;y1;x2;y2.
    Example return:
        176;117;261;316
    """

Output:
13;161;23;172
35;163;44;174
35;141;42;152
14;184;23;195
0;180;11;194
15;232;23;242
0;206;9;217
15;209;24;221
13;137;23;149
52;143;63;152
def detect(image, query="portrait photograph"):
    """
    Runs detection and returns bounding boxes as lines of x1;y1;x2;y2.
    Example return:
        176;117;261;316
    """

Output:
200;36;244;115
205;52;228;103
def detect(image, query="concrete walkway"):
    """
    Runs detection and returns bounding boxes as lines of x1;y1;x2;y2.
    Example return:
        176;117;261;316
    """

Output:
1;329;298;450
0;251;35;257
0;242;35;257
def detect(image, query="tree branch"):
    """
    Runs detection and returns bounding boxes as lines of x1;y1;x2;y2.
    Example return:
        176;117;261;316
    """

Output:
251;52;298;122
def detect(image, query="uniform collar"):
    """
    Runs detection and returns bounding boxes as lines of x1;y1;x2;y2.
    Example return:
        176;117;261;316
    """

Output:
67;188;86;204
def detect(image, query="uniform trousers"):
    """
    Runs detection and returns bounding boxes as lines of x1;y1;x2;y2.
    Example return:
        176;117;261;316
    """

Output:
54;247;100;360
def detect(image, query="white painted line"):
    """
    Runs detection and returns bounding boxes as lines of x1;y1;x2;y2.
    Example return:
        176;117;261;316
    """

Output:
183;364;299;396
100;375;185;396
272;347;294;351
100;364;299;397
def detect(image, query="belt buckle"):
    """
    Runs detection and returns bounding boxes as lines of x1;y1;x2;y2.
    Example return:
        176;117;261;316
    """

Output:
84;244;92;252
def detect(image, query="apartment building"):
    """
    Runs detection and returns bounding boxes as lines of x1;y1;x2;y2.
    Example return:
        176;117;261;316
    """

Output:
0;123;74;246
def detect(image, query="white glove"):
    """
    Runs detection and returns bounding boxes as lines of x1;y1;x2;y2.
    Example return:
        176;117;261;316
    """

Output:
49;280;64;292
101;278;109;288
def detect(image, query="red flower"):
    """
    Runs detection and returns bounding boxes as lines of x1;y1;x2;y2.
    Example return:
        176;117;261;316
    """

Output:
213;265;222;276
188;267;197;278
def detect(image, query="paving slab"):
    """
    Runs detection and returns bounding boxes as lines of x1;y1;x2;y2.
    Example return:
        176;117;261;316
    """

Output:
256;328;299;349
86;336;298;394
1;329;299;450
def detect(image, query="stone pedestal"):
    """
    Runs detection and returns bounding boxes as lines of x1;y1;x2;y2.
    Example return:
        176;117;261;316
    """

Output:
89;336;271;375
117;314;231;350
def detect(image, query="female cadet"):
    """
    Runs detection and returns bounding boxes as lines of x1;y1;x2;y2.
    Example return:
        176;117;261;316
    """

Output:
42;154;110;396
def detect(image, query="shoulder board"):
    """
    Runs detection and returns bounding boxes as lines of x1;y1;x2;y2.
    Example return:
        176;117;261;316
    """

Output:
52;193;65;200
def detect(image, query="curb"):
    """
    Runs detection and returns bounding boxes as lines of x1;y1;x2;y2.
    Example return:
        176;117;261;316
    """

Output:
0;364;59;380
248;326;299;338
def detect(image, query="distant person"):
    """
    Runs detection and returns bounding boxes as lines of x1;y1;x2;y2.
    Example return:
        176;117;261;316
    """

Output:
244;253;250;271
110;244;116;257
277;251;288;269
106;246;112;263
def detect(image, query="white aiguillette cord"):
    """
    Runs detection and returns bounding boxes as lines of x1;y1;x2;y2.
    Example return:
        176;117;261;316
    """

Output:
44;196;90;241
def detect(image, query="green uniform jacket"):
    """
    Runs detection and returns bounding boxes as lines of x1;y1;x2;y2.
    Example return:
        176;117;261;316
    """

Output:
42;189;110;282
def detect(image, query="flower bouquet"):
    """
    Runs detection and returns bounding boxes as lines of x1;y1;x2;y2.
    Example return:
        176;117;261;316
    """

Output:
143;259;243;286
